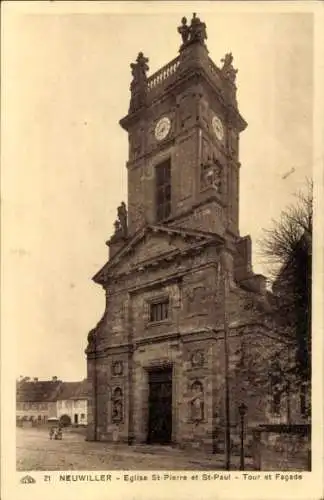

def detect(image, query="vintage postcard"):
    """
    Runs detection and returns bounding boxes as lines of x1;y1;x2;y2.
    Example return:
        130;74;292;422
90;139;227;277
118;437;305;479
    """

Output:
1;1;323;499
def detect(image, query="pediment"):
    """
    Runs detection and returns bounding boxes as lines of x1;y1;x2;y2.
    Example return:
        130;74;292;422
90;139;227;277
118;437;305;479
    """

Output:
93;224;219;285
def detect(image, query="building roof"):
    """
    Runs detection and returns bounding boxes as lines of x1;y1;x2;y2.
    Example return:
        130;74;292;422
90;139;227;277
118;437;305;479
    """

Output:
16;380;62;403
57;380;89;401
16;378;88;403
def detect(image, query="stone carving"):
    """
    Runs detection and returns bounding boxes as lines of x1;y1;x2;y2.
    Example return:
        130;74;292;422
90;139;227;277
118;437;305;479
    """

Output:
113;202;128;239
112;360;123;377
131;52;149;83
114;219;121;232
220;53;238;84
112;387;123;423
86;312;108;353
190;13;207;44
87;328;96;345
191;350;204;368
177;17;190;44
117;202;128;234
201;157;222;192
178;13;207;49
190;380;204;423
129;52;149;113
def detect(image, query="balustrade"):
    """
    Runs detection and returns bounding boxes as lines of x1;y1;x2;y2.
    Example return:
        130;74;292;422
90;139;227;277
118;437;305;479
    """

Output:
147;57;180;91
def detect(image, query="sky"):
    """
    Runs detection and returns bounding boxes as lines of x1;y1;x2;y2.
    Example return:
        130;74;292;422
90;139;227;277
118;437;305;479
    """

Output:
2;3;314;381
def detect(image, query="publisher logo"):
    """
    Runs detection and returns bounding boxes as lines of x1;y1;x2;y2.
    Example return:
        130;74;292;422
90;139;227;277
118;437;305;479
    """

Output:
20;475;36;484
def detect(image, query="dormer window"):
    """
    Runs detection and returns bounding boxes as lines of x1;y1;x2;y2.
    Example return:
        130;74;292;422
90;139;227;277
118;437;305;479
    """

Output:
156;159;171;222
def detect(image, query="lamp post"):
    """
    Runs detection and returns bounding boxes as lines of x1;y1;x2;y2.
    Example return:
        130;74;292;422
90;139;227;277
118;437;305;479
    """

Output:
238;402;247;471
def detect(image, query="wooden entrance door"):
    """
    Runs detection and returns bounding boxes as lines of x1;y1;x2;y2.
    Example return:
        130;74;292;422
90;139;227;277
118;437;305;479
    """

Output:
147;368;172;444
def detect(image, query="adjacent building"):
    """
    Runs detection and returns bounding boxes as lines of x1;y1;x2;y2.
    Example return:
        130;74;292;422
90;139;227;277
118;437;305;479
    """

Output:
16;377;88;426
56;379;88;426
16;377;61;424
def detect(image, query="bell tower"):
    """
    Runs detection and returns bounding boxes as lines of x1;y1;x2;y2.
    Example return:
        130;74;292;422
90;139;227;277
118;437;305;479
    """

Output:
119;13;247;241
87;13;273;449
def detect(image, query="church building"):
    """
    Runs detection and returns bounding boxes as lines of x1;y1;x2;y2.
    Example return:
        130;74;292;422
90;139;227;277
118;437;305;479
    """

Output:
86;14;291;451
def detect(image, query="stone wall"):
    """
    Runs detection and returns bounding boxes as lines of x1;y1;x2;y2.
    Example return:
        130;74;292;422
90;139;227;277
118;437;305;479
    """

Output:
251;424;311;471
87;237;293;448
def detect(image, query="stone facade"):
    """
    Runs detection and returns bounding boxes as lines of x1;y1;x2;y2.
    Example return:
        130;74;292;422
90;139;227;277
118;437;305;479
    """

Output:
86;14;300;451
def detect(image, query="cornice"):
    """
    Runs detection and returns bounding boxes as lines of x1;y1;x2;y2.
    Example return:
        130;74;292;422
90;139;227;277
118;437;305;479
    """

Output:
153;64;246;132
95;224;223;286
124;261;219;295
86;318;283;359
120;59;246;139
134;331;181;348
87;343;132;359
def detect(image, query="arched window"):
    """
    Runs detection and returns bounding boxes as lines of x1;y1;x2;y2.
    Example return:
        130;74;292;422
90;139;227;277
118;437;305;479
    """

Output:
112;387;123;423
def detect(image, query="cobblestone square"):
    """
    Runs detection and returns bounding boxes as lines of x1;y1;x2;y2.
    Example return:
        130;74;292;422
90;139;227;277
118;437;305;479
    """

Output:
16;427;253;471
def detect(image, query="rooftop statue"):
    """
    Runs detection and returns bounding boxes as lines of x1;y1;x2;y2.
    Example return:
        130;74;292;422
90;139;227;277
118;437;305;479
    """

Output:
130;52;149;88
117;201;128;236
177;17;190;44
114;219;121;232
129;52;149;112
190;12;207;44
221;52;238;84
177;13;207;49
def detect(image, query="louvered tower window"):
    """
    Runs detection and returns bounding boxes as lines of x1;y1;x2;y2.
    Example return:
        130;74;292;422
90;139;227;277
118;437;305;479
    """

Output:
156;159;171;222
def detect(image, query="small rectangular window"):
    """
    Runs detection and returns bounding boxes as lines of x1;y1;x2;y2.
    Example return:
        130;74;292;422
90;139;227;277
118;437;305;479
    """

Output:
149;299;169;323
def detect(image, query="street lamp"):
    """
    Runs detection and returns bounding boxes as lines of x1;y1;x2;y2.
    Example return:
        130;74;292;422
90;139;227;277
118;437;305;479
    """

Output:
238;402;247;470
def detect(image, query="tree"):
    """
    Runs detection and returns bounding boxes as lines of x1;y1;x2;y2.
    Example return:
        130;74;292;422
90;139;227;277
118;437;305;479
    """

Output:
260;179;312;383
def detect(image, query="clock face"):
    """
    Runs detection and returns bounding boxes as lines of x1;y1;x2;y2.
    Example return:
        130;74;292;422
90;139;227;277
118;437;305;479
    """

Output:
155;116;171;141
212;115;224;141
